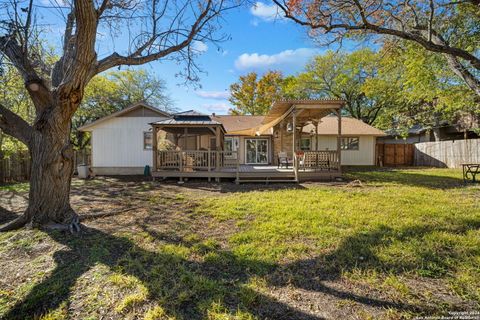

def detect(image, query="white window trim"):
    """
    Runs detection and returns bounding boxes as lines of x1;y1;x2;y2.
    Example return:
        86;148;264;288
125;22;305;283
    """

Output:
244;138;269;165
341;136;360;151
224;137;239;159
143;131;153;150
300;137;311;151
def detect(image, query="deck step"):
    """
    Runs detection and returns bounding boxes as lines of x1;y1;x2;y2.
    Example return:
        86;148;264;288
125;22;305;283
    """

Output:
237;176;298;184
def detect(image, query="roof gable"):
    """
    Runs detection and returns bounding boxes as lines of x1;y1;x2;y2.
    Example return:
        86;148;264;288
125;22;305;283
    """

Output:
78;102;170;131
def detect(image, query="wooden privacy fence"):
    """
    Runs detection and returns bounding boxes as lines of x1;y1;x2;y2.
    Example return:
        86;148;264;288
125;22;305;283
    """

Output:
376;143;414;166
414;139;480;168
0;152;30;183
0;150;91;183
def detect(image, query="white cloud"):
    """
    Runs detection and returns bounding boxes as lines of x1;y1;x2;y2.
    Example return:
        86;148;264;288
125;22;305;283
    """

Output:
250;2;284;21
196;90;230;100
234;48;318;72
191;41;208;54
203;103;231;113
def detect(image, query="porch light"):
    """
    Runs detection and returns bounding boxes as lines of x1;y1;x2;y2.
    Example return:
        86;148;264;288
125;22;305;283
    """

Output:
286;123;293;132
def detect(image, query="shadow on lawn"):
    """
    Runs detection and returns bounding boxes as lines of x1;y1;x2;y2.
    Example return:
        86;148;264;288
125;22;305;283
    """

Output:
0;206;19;225
346;169;465;189
3;216;479;319
175;181;308;194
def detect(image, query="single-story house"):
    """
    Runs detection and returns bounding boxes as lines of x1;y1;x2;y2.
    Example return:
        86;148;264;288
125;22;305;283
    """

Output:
379;122;479;144
79;100;385;182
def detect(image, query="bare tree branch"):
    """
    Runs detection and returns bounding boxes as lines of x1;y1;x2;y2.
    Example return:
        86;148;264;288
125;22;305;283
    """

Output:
273;0;480;96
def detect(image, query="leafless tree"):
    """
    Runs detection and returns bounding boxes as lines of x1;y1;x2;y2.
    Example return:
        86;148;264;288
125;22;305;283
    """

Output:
0;0;240;231
273;0;480;97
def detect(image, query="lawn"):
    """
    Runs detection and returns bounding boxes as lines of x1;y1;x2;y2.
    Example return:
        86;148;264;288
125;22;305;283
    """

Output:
0;168;478;320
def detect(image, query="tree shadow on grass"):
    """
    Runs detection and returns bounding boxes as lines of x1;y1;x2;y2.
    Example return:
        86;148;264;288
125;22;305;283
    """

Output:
0;206;19;225
4;216;479;319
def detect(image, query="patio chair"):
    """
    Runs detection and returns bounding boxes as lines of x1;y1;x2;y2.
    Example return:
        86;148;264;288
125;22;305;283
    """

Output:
277;152;293;169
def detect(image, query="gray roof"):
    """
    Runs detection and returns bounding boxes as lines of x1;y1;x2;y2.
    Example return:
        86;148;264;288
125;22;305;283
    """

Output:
151;118;222;126
173;110;207;116
151;109;222;126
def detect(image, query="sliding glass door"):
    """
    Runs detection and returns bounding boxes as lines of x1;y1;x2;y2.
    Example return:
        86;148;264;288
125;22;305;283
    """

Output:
245;139;268;164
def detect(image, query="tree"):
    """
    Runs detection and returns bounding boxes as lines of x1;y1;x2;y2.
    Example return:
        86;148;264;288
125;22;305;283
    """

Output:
0;0;238;231
365;40;479;140
273;0;480;97
0;64;34;158
229;71;285;115
72;69;173;150
107;70;173;111
292;49;389;124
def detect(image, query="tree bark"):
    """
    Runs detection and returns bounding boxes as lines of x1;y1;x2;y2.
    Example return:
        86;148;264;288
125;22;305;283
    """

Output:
0;104;78;231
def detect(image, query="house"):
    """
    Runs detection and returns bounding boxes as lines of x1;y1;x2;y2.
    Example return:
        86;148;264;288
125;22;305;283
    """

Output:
78;102;170;175
378;122;479;145
79;100;385;182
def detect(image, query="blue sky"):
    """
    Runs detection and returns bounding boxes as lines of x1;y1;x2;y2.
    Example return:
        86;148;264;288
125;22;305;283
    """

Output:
158;3;321;114
33;1;364;114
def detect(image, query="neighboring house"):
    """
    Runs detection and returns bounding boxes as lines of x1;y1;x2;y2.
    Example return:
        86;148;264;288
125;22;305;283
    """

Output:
80;100;385;182
379;123;479;144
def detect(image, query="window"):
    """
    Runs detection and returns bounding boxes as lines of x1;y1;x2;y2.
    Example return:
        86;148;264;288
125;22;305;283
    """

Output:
300;138;311;151
341;137;359;150
224;137;234;152
143;132;153;150
224;137;238;159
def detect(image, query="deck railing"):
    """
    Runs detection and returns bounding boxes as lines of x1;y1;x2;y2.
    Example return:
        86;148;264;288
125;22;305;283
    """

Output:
295;150;340;171
157;150;239;172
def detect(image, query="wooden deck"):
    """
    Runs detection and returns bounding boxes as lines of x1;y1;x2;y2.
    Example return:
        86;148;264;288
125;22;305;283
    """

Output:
152;164;341;183
153;150;341;183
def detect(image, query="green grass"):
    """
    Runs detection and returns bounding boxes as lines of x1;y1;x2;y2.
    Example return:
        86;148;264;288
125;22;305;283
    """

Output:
0;182;29;192
197;168;480;304
0;168;479;319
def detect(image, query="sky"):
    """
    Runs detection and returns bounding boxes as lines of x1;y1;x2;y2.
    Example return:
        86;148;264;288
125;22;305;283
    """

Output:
159;2;324;114
29;1;365;114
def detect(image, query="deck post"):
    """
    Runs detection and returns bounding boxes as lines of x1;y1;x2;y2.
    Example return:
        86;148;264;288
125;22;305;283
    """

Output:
183;127;188;149
215;126;221;182
235;153;240;184
152;126;157;175
337;109;342;173
179;151;184;172
207;148;211;182
292;108;299;182
292;108;296;156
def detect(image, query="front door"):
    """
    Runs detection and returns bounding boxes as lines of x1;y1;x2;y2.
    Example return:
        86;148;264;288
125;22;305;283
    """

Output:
245;139;268;164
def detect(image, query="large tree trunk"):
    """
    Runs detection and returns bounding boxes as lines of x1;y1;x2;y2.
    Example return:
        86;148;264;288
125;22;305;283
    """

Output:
0;105;79;232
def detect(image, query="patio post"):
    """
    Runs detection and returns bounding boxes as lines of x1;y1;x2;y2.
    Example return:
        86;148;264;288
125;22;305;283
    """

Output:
215;126;221;182
337;109;342;172
183;127;188;149
207;148;211;182
292;108;296;156
292;108;299;182
152;126;158;174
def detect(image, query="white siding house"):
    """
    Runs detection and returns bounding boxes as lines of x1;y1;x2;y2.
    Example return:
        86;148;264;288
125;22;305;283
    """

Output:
80;103;384;176
310;135;376;166
79;103;169;175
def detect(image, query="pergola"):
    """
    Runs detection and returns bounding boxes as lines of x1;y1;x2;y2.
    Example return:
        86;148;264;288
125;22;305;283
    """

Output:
227;99;345;166
150;111;226;172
